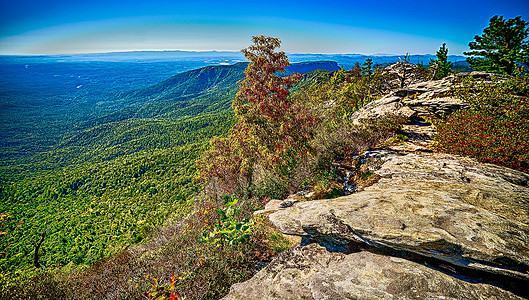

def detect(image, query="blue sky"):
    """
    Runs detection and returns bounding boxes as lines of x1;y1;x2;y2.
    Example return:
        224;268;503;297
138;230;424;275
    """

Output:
0;0;527;55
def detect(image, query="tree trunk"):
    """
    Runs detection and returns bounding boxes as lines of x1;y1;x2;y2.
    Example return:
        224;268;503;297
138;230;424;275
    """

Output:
33;231;46;268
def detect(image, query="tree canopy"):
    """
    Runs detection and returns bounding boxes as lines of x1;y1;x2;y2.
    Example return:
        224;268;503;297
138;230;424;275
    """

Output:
465;15;529;74
196;35;316;197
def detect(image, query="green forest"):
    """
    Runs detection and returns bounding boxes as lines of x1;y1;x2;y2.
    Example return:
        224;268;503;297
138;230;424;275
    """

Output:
0;62;241;292
1;113;236;271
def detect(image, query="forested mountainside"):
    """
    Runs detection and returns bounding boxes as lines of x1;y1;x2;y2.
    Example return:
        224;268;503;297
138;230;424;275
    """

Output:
0;60;339;167
0;59;339;290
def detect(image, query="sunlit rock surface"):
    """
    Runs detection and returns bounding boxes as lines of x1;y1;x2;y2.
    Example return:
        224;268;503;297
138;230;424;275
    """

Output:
224;72;528;299
225;244;524;300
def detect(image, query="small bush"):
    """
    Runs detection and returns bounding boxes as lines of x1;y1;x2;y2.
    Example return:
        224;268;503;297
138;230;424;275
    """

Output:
311;115;405;171
251;166;290;200
312;179;343;200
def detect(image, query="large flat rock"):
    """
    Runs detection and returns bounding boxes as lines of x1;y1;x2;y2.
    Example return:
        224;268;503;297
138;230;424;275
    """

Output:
402;96;468;117
224;243;523;300
351;95;410;125
269;152;529;280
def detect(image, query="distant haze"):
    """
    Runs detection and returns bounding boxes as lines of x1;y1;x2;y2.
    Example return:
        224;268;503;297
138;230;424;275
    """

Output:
0;51;468;65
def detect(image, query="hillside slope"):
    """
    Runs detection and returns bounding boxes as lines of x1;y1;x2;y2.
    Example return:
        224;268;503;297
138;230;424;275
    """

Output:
96;60;340;123
0;60;340;282
225;73;529;299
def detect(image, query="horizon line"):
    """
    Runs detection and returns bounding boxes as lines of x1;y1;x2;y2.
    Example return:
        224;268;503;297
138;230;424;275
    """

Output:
0;49;467;57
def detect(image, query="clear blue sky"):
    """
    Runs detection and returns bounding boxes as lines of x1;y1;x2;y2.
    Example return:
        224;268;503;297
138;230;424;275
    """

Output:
0;0;527;55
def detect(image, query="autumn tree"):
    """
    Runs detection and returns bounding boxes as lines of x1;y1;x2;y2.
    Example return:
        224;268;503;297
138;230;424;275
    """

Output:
196;35;316;198
465;15;529;74
429;43;453;79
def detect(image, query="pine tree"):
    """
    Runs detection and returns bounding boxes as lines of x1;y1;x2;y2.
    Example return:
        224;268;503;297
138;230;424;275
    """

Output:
465;15;529;74
361;58;373;76
429;43;453;79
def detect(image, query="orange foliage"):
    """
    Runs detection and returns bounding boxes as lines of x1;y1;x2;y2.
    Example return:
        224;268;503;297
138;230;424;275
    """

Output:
196;35;317;197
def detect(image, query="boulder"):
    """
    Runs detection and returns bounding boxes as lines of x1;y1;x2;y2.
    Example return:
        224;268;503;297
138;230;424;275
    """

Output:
406;75;454;96
225;243;523;300
351;95;411;125
382;62;429;89
402;96;469;117
268;152;529;291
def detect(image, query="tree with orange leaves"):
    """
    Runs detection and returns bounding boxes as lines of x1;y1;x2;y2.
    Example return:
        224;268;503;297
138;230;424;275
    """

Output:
196;35;316;198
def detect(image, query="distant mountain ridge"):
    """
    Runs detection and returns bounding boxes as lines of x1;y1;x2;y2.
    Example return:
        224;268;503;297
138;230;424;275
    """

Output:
2;51;467;70
124;60;340;102
96;61;340;125
283;61;340;75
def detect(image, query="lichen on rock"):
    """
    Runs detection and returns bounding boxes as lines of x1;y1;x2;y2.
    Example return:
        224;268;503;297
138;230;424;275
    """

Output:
224;244;524;300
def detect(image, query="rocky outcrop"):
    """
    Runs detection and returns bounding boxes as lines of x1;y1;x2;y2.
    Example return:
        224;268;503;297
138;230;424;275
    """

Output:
224;72;529;299
350;95;416;125
269;151;529;275
225;243;524;300
351;74;470;124
352;70;511;126
227;151;529;299
382;61;429;89
351;71;510;125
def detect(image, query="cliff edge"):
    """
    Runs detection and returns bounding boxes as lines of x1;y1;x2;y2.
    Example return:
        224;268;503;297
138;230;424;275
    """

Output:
224;72;529;299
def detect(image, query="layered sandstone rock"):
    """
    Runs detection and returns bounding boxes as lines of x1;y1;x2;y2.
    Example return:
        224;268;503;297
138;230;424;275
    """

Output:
225;243;524;300
224;71;528;300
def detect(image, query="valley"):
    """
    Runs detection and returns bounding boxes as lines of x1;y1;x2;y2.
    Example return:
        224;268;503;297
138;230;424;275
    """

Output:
0;53;345;277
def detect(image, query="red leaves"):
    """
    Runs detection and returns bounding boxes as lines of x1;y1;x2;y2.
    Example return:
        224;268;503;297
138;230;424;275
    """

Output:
197;35;317;197
435;96;529;172
436;73;529;172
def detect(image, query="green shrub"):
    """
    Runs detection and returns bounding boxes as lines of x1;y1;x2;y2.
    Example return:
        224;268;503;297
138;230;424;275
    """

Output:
312;179;343;200
201;197;255;246
252;171;290;201
311;116;405;171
